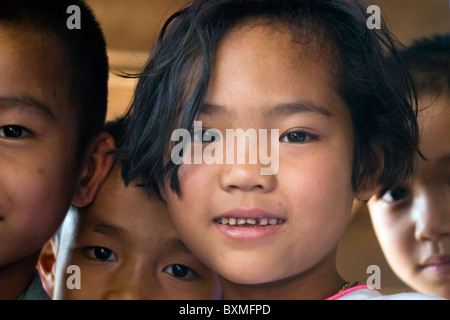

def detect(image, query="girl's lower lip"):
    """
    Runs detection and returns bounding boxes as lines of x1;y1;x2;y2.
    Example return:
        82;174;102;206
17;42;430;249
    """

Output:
423;261;450;276
214;222;283;240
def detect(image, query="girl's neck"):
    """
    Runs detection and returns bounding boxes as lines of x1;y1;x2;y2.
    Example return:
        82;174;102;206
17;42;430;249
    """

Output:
219;256;346;300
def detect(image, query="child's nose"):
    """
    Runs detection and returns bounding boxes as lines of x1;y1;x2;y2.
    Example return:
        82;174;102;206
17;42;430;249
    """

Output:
219;162;276;193
414;191;450;242
102;264;156;300
104;285;150;300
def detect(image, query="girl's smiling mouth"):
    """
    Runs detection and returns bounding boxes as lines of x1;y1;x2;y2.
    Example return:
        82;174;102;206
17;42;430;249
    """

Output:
213;208;286;240
215;217;285;226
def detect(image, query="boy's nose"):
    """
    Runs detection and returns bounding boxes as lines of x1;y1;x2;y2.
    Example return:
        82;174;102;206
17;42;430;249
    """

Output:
104;285;151;300
414;191;450;242
102;264;158;300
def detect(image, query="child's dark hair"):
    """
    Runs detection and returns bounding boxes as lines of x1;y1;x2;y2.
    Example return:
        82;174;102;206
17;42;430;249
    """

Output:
398;33;450;98
119;0;419;198
106;117;162;196
0;0;109;154
104;117;126;149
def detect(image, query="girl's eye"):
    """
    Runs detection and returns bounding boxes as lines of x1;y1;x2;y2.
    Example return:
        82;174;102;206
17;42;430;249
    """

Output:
86;246;117;262
192;129;221;143
0;125;32;139
163;264;198;280
280;131;315;143
381;187;409;204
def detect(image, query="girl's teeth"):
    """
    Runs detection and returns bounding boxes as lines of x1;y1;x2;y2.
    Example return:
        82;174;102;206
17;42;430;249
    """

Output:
269;218;278;225
237;218;246;225
217;217;284;226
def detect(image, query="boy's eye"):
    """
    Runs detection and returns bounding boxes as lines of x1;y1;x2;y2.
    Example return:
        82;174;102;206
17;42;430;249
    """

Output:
86;246;118;262
279;131;315;143
0;125;32;138
193;129;221;143
163;264;198;280
381;187;409;204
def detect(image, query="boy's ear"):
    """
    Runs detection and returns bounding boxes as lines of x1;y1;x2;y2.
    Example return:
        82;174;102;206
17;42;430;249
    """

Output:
71;131;116;207
355;145;384;201
37;239;57;299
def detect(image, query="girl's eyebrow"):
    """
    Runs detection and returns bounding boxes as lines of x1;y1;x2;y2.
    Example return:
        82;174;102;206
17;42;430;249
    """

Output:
198;103;229;117
0;95;54;120
199;99;333;119
262;100;333;119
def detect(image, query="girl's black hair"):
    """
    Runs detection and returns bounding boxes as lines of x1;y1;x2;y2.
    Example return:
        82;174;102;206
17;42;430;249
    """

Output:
118;0;419;198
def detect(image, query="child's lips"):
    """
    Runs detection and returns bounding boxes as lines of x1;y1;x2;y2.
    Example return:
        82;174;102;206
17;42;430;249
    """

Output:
213;208;285;240
214;208;285;225
214;216;285;227
420;255;450;276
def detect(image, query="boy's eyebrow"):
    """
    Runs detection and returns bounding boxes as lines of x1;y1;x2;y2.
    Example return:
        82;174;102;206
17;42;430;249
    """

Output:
199;99;333;118
87;220;191;253
0;95;54;120
92;222;126;238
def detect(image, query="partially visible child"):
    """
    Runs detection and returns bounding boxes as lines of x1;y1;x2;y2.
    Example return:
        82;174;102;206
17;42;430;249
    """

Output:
0;0;109;299
118;0;443;299
37;119;222;300
368;33;450;299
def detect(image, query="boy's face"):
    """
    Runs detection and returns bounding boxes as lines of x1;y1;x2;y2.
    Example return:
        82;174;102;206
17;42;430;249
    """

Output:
163;24;361;286
50;167;221;300
368;93;450;299
0;28;81;268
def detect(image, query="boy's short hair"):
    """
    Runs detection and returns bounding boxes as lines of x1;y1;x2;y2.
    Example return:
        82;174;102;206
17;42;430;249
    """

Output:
0;0;109;154
398;33;450;97
104;117;126;149
119;0;419;197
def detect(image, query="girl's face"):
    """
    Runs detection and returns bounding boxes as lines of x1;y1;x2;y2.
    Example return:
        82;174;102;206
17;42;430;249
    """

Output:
164;23;369;290
369;93;450;299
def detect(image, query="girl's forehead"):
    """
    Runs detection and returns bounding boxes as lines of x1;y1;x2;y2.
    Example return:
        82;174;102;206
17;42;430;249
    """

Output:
207;23;340;106
220;17;335;57
212;20;339;94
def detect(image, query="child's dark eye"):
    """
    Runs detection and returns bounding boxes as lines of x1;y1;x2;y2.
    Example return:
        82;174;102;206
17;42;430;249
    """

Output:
192;129;221;143
0;125;32;138
280;131;315;143
85;246;117;262
381;187;409;204
163;264;197;280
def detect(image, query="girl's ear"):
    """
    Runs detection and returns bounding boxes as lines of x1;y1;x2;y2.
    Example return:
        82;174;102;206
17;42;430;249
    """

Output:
158;181;168;202
37;239;58;299
355;145;384;201
71;131;116;207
